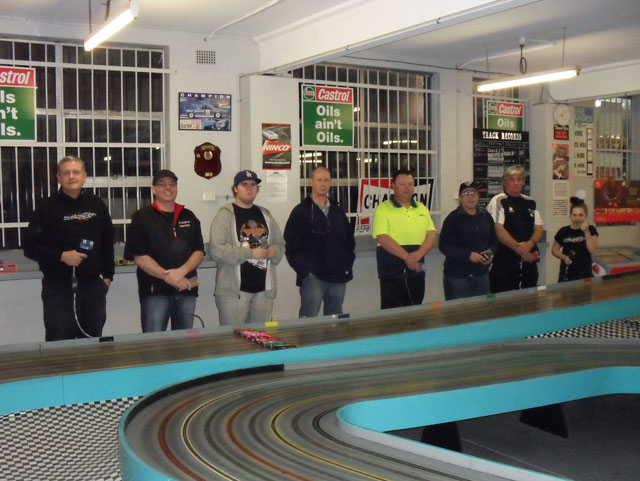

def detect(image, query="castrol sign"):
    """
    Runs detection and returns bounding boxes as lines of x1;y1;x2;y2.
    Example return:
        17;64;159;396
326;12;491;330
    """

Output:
302;84;354;147
0;66;36;140
486;100;524;131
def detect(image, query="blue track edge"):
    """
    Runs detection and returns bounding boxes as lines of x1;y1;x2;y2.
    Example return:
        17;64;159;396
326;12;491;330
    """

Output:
336;367;640;481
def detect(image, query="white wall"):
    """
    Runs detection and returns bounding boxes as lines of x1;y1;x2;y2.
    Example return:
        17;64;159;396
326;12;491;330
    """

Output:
0;18;638;346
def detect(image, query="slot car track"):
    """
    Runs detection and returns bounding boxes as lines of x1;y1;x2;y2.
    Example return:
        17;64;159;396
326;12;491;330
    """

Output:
123;340;640;481
2;272;639;480
2;271;639;386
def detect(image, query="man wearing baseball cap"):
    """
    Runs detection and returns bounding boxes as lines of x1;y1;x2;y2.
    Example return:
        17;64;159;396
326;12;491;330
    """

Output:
209;169;285;325
438;181;499;300
125;169;205;332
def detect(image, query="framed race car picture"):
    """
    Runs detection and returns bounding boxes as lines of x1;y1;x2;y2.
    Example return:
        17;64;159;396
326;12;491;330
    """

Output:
178;92;231;131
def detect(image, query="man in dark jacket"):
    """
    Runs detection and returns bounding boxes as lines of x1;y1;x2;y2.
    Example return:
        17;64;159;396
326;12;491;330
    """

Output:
124;169;204;333
24;155;114;341
284;166;355;317
438;181;499;300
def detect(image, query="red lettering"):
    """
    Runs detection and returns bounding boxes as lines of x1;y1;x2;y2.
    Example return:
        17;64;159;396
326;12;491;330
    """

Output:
496;102;523;116
262;141;292;154
316;87;352;103
0;67;35;87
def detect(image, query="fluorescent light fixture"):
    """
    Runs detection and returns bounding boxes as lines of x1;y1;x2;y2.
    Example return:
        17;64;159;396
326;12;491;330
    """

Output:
84;0;138;51
476;67;580;92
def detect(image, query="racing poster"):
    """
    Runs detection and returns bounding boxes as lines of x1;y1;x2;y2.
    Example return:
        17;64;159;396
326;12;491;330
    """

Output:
355;177;434;236
262;123;292;170
0;66;36;140
552;143;570;180
594;179;640;224
179;92;231;131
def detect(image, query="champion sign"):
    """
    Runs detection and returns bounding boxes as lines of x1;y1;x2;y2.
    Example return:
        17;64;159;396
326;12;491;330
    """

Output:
355;177;434;235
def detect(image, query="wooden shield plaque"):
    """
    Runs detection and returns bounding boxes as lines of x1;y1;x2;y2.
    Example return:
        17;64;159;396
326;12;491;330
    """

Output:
194;142;221;179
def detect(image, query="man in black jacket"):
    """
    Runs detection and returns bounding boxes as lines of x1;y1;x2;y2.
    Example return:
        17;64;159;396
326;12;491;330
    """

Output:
124;169;204;332
284;166;355;317
24;156;114;341
438;181;499;300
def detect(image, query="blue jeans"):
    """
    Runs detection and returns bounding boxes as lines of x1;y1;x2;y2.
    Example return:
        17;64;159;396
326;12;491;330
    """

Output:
299;273;346;317
443;273;489;301
140;294;197;333
216;291;273;326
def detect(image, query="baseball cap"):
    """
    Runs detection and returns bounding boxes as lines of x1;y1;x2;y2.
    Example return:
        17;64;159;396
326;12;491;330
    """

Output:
459;181;479;195
233;170;262;186
152;169;178;185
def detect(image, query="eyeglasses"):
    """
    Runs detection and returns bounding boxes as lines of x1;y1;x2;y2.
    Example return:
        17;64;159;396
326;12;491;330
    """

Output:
156;182;177;188
461;190;478;196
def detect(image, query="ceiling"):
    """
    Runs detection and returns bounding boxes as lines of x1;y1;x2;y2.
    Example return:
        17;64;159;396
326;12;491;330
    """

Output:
3;0;640;76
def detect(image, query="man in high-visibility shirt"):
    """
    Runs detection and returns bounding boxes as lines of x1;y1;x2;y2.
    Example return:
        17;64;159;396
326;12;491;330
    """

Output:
372;169;437;309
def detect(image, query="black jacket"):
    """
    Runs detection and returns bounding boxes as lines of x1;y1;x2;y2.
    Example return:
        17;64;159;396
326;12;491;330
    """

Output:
284;196;355;286
438;206;499;278
124;203;204;298
23;189;114;282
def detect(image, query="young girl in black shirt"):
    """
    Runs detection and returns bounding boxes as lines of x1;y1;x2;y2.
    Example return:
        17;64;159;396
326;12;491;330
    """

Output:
552;198;599;281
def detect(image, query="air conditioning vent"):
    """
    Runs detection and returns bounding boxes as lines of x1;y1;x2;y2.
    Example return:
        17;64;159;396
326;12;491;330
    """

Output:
196;50;216;64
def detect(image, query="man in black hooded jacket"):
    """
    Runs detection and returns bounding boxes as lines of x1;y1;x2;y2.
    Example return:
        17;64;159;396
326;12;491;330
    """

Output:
284;166;355;317
24;156;114;341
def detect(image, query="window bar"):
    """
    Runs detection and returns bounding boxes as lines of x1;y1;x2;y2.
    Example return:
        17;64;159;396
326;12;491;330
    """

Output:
0;148;5;245
13;147;20;243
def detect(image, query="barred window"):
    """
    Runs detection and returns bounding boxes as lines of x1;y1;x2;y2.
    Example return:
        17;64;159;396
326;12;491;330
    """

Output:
594;97;636;180
291;64;439;235
473;86;525;129
0;38;167;249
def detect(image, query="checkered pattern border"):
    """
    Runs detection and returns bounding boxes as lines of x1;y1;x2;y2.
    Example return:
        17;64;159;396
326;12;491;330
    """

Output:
2;316;639;481
0;397;139;481
532;316;640;339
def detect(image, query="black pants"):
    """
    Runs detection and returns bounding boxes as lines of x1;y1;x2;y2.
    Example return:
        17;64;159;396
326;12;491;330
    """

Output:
42;277;108;341
489;257;538;294
380;276;425;309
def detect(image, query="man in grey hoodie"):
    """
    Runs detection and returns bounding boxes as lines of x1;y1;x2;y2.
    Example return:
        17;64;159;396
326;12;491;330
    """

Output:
209;170;285;325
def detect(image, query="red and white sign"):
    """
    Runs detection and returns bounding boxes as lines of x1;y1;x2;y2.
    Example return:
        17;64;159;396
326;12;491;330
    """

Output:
262;140;292;155
355;177;434;235
495;102;523;116
0;67;35;88
315;86;353;104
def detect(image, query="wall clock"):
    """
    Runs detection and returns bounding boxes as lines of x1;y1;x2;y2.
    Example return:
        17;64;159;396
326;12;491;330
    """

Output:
553;104;571;125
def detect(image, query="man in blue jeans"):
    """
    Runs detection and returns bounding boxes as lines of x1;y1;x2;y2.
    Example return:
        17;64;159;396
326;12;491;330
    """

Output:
438;181;499;300
284;166;355;317
125;169;205;332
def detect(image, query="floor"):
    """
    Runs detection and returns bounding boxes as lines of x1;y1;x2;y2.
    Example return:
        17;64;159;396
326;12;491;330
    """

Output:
457;394;640;481
1;317;638;481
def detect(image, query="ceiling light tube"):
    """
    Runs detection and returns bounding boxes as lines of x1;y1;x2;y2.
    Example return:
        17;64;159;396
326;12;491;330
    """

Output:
84;0;138;51
476;67;580;92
